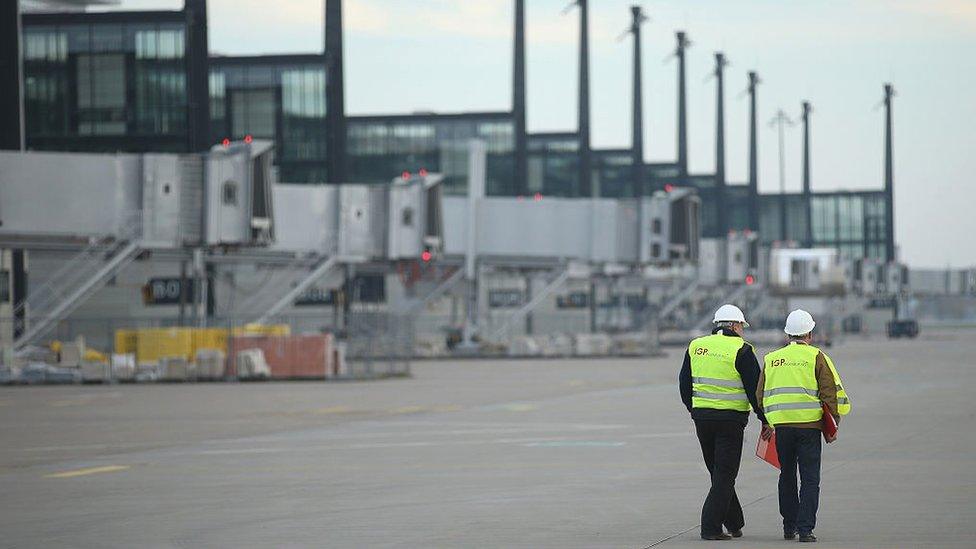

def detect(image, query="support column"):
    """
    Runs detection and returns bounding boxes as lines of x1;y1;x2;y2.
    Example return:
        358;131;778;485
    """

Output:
883;83;896;262
513;0;528;195
801;101;813;247
1;0;23;151
178;259;189;326
325;0;348;183
1;1;27;339
205;263;216;321
524;271;533;335
630;5;647;198
184;0;210;152
675;31;690;184
12;251;26;339
588;280;597;333
714;52;728;237
747;71;760;234
577;0;592;197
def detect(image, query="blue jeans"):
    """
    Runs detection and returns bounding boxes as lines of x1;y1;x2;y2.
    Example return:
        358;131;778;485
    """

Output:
775;427;822;535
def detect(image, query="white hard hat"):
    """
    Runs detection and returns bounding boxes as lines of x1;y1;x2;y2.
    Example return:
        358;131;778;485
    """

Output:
784;309;816;336
713;304;749;327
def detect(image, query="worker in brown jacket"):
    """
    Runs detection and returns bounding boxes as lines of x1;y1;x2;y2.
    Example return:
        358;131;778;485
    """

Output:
758;310;845;543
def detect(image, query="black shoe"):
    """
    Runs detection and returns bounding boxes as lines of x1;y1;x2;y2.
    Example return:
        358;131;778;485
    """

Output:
798;533;817;543
701;532;732;540
784;530;798;540
728;530;743;538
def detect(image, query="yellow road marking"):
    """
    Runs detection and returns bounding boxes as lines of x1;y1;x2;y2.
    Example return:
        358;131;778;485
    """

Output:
430;405;463;412
503;404;537;412
390;405;427;414
312;406;353;415
45;465;130;479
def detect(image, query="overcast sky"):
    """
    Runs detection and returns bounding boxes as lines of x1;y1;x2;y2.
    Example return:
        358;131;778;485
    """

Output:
105;0;976;268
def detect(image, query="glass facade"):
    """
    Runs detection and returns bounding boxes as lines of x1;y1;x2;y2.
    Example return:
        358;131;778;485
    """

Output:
527;133;579;197
751;192;888;260
757;194;809;245
647;163;681;191
810;192;887;260
593;150;634;198
725;185;752;233
347;114;514;195
210;56;327;183
23;16;190;152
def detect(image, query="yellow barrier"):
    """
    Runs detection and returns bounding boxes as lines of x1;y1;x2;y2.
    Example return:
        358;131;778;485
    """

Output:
192;328;228;356
114;325;287;364
231;323;291;337
134;328;194;364
114;330;137;355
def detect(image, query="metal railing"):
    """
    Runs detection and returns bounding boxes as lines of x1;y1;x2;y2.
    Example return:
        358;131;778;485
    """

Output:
13;212;144;349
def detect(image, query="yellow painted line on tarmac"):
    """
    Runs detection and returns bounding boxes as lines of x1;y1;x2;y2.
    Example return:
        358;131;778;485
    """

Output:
430;405;463;413
44;465;130;479
312;406;353;415
389;405;428;414
503;403;537;412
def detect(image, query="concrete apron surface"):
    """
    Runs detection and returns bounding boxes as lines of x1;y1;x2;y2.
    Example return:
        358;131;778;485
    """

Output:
0;329;973;548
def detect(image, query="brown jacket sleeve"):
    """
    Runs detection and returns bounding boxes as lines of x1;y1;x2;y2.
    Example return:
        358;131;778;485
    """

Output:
815;352;839;422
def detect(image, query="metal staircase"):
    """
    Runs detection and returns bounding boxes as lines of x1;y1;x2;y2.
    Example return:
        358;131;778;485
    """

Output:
691;283;752;333
13;216;143;349
490;266;570;341
252;255;350;324
393;267;465;314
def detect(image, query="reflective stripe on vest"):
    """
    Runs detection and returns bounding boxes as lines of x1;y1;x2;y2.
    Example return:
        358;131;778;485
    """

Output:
692;376;743;389
689;333;751;412
764;402;823;413
763;386;819;398
824;354;852;415
762;343;822;425
692;390;749;401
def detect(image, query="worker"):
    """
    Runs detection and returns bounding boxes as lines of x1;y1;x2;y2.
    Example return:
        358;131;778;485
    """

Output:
679;304;769;541
758;309;851;543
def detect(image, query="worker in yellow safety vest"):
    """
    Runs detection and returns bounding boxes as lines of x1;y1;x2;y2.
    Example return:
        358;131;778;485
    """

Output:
758;309;851;543
680;304;770;541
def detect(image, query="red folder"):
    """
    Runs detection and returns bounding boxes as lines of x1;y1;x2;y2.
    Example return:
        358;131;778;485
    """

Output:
756;432;780;469
822;403;838;440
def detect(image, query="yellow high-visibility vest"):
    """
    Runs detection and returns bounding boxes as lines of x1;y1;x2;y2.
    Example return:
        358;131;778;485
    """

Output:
689;334;750;412
762;342;851;426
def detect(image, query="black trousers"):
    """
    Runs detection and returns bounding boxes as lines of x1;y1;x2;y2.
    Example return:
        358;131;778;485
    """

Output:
694;419;745;536
775;427;822;535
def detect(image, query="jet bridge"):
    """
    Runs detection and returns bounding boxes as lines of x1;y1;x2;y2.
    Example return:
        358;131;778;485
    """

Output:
0;141;446;348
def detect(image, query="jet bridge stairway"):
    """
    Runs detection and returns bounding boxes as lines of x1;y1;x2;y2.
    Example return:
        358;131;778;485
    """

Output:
13;236;142;349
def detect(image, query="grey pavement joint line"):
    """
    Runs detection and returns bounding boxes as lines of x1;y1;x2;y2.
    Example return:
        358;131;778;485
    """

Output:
642;428;926;547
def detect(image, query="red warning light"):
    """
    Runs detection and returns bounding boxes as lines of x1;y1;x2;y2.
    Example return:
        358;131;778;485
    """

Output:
244;134;253;144
421;250;432;262
419;168;428;177
221;138;230;147
533;192;542;202
664;184;674;192
745;274;756;286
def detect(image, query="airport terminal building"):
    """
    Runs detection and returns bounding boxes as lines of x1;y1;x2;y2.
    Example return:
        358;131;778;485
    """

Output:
15;0;894;263
0;0;932;362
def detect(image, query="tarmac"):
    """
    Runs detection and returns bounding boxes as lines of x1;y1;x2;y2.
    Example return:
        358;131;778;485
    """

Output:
1;329;974;548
